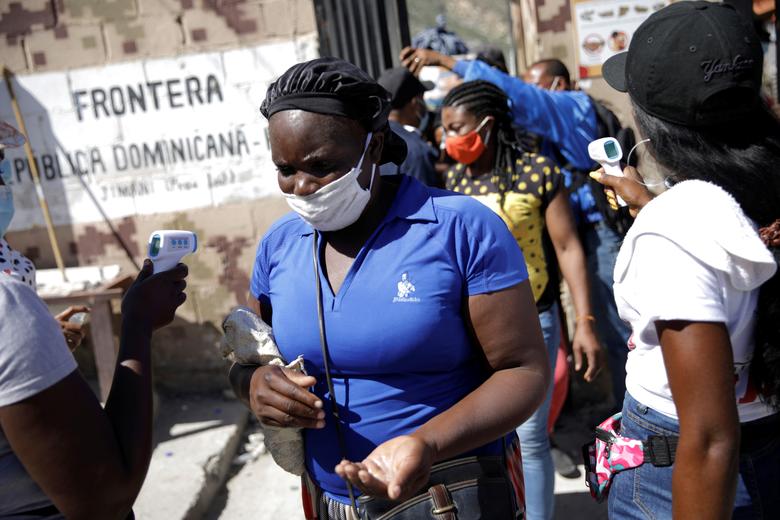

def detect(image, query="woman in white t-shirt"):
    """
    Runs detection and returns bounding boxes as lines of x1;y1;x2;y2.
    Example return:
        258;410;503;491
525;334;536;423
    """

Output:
0;150;189;516
592;2;780;519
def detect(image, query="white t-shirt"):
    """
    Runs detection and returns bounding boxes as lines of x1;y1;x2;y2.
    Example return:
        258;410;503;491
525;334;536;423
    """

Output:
613;180;777;423
0;275;76;517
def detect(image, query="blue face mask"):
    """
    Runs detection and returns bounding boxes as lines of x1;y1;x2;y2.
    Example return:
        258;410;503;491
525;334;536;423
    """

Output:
0;186;14;237
0;159;11;184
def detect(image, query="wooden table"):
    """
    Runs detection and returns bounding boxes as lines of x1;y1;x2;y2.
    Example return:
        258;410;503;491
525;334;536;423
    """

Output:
41;276;132;402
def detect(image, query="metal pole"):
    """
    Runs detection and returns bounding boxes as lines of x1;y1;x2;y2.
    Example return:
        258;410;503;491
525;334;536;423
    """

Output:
3;67;68;281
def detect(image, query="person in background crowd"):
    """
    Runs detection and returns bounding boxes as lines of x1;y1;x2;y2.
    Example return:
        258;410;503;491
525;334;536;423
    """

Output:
441;80;603;520
0;124;89;352
524;59;570;92
0;127;189;517
228;57;549;519
377;67;441;187
476;46;509;74
402;47;633;412
593;2;780;517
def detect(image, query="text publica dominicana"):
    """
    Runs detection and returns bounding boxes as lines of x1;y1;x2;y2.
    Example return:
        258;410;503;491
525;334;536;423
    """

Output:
7;73;255;185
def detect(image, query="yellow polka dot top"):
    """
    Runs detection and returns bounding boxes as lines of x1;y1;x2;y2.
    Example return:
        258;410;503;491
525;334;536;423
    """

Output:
446;152;563;302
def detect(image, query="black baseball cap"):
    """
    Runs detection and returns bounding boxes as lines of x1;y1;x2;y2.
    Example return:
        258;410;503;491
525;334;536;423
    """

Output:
377;67;434;109
602;1;763;127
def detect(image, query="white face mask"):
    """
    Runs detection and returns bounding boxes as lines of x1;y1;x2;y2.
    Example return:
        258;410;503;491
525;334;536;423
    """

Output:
284;132;375;232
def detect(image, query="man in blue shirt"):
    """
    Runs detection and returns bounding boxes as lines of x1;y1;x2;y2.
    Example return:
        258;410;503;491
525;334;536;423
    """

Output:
401;47;631;451
378;67;441;187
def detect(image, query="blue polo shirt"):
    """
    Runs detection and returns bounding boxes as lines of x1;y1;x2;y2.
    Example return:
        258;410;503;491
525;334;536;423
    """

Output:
250;175;528;503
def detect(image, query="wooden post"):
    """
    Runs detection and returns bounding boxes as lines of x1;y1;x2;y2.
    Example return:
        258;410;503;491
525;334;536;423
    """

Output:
2;67;68;281
509;0;540;76
509;0;527;74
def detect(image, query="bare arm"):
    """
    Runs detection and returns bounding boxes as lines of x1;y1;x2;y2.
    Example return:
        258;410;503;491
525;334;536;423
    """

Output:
337;280;550;500
412;280;550;457
658;320;740;520
545;189;603;381
0;261;188;519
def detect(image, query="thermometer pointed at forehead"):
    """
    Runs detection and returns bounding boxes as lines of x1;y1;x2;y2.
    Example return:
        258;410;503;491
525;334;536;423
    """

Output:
148;230;197;274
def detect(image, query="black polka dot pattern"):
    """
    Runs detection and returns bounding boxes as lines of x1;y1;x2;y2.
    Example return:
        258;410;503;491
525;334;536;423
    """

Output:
0;239;36;288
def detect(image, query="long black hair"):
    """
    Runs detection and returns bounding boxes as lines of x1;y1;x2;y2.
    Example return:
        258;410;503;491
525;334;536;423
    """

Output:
634;102;780;409
441;80;522;208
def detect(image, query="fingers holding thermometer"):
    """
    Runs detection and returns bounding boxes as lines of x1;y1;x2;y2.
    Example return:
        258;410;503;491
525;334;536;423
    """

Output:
588;137;627;207
590;166;655;218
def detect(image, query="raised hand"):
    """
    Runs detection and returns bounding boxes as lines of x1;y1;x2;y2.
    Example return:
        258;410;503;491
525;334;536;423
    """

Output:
399;47;455;75
121;259;188;331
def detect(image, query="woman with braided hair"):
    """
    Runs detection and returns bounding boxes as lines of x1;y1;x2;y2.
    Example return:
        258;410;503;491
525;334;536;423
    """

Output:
441;80;603;520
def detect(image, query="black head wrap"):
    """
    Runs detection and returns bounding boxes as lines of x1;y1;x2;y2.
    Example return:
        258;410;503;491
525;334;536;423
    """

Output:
260;57;407;165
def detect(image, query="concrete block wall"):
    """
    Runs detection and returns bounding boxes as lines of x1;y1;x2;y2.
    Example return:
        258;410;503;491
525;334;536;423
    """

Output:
1;0;317;392
0;0;316;73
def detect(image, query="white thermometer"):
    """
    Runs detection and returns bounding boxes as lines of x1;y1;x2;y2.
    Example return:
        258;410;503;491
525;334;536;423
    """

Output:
148;230;197;274
588;137;627;207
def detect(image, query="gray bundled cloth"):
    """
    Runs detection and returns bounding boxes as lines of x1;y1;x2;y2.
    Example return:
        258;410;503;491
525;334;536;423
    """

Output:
219;306;306;476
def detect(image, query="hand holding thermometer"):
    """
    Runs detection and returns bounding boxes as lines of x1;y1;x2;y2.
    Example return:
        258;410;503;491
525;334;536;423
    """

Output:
588;137;627;207
148;230;197;274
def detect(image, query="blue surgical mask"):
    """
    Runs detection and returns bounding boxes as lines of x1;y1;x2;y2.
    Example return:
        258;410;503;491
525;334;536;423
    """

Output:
0;159;11;184
0;186;14;237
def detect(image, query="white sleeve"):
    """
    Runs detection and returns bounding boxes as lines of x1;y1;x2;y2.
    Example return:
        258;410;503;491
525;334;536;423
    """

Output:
628;233;728;325
0;278;77;407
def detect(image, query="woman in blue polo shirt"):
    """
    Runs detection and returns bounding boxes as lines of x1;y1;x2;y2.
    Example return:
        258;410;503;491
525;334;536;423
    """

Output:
228;57;550;519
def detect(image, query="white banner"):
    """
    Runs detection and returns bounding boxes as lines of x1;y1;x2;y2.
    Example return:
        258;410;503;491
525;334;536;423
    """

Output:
571;0;669;78
0;36;318;231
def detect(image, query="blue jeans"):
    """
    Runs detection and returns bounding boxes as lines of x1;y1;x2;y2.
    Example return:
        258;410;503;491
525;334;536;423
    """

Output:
517;302;560;520
608;393;780;519
581;221;631;408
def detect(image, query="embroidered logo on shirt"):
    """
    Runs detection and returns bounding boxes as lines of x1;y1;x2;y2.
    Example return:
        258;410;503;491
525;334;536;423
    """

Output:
393;272;420;303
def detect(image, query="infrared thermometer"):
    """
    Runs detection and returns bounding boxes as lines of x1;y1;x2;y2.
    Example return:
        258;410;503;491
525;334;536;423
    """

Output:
588;137;627;207
148;230;197;274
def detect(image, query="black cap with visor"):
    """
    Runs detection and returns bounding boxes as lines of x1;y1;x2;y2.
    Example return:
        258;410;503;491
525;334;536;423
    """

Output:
602;1;763;127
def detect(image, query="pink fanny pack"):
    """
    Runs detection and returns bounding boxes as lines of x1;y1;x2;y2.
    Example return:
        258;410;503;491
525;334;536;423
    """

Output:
582;412;678;502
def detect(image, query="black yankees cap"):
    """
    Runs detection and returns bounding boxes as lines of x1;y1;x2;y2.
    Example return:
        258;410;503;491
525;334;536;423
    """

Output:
602;1;763;127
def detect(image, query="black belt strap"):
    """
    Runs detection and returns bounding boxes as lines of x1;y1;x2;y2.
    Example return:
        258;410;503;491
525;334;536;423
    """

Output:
644;435;678;467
